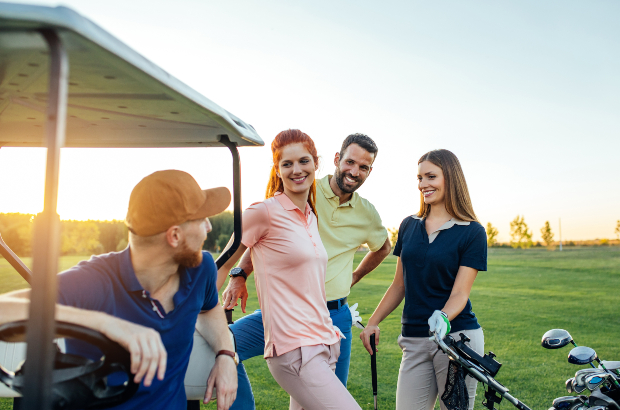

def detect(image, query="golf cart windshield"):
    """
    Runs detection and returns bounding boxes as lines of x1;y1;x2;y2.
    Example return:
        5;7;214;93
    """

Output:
0;2;262;409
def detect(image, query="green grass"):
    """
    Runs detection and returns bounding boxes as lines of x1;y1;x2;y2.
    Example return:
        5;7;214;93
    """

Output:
1;247;619;410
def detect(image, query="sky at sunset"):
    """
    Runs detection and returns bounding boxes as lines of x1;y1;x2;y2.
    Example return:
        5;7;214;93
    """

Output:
1;0;619;242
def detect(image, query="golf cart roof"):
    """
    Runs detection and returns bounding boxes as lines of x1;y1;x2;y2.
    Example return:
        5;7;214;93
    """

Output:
0;2;263;148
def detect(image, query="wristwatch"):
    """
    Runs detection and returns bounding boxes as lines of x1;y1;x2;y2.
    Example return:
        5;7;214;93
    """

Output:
229;267;248;281
216;349;239;366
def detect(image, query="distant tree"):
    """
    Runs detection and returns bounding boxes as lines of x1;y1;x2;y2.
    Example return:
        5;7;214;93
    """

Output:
203;211;234;252
615;220;620;242
96;220;128;253
485;223;499;247
0;213;35;256
600;238;609;246
540;221;555;250
61;221;102;255
510;215;533;249
388;228;399;249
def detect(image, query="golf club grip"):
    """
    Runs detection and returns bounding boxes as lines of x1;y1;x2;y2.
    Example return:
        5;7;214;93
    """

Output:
225;309;234;325
370;334;378;394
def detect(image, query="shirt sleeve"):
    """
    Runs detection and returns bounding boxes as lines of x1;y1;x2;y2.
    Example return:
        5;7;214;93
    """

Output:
200;252;219;311
241;202;270;249
393;217;411;257
57;256;112;311
459;223;488;272
365;204;389;252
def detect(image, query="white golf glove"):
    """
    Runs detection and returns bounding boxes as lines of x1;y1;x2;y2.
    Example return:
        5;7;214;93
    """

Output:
333;325;347;340
349;302;364;329
428;310;451;338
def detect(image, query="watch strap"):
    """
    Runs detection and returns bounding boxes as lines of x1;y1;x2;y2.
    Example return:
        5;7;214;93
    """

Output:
216;349;238;365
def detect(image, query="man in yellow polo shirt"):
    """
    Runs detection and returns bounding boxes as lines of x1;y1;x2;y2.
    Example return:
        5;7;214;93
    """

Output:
220;134;391;409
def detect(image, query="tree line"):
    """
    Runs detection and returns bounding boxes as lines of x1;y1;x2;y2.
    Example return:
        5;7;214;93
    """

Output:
0;212;235;257
386;217;620;250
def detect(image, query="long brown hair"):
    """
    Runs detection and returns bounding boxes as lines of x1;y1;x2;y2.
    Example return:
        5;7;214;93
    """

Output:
417;149;478;222
265;129;319;217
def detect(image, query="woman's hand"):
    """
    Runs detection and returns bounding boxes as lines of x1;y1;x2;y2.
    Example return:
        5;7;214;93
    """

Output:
360;325;380;355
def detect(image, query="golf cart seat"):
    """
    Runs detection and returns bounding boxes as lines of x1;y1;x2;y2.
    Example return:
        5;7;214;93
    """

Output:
0;341;25;398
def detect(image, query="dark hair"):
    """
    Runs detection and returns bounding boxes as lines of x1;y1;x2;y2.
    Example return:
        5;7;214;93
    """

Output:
339;133;378;161
417;149;477;222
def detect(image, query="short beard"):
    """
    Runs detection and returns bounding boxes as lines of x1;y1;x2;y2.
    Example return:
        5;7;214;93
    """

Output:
334;167;363;194
173;240;203;268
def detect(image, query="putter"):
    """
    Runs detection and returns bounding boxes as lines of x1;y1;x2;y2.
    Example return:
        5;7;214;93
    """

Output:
370;334;378;410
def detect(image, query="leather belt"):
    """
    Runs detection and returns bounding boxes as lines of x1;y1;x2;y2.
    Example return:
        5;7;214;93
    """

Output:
327;297;347;310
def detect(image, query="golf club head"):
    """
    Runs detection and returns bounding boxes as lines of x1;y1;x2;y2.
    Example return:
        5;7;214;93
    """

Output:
574;369;602;393
569;346;598;365
552;395;586;410
542;329;574;349
586;373;611;391
566;378;575;394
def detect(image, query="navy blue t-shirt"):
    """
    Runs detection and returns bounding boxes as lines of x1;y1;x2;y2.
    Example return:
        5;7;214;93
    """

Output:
56;248;219;410
394;216;487;337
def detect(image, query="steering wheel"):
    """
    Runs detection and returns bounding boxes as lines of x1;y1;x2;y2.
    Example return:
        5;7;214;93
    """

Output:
0;320;138;410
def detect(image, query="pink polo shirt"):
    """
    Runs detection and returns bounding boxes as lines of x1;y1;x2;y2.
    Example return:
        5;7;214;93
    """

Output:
241;192;339;358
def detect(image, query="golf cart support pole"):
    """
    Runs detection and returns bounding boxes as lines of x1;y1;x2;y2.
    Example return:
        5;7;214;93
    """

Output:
214;134;242;270
0;234;33;284
185;135;242;410
22;29;68;410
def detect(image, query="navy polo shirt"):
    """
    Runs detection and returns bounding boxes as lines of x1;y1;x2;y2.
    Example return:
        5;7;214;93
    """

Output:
57;248;219;410
394;216;487;337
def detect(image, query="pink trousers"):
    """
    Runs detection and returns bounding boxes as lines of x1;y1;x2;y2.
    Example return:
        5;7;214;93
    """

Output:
266;342;362;410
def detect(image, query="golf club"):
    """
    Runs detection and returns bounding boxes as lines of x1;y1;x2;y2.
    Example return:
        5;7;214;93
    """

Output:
566;377;575;394
586;373;613;392
542;329;576;350
574;369;604;393
370;334;378;410
569;346;620;388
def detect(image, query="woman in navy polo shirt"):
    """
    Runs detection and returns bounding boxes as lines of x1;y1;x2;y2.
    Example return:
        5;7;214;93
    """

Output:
360;149;487;410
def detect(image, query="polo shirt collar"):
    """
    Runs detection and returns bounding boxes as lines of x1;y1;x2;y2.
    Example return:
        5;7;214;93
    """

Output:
412;215;470;243
320;175;358;208
275;191;311;217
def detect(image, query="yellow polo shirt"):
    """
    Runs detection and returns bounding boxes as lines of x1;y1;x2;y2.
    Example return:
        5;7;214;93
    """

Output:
317;175;388;301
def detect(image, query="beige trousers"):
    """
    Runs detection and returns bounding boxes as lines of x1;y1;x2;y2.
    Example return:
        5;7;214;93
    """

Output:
266;342;362;410
395;328;484;410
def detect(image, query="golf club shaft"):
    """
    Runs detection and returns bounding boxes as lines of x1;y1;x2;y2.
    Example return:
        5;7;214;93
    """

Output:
370;334;378;410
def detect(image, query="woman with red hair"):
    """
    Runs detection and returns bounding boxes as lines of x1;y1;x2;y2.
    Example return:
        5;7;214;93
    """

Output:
220;129;361;410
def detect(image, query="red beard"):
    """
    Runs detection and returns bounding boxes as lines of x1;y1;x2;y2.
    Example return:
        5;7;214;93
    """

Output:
173;240;203;268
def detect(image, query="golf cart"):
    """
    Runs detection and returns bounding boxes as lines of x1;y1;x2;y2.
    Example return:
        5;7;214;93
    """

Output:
0;2;262;409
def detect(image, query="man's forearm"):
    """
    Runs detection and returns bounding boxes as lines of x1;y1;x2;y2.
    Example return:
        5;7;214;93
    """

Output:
351;238;392;286
1;290;116;336
196;304;235;352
